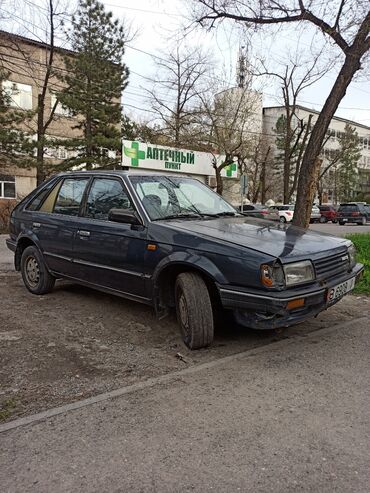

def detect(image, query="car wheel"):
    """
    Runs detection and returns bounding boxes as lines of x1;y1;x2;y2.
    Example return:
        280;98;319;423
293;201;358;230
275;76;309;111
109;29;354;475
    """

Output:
332;219;337;224
339;221;345;226
175;272;214;349
319;216;327;223
21;245;55;295
279;216;286;223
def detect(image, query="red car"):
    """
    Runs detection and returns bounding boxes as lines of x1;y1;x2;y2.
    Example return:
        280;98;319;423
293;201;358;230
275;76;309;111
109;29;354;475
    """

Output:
318;205;338;223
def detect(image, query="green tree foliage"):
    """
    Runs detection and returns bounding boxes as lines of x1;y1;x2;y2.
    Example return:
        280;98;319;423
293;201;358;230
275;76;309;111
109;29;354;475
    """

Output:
0;69;35;168
336;124;361;202
58;0;129;169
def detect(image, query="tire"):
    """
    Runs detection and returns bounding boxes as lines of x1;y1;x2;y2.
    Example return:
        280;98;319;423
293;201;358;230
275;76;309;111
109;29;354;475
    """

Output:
175;272;214;349
21;245;55;295
279;216;286;223
339;221;345;226
319;216;327;223
332;219;337;224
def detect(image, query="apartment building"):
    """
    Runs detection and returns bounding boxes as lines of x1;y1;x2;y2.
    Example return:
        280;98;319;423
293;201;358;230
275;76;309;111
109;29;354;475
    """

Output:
262;105;370;203
0;30;81;207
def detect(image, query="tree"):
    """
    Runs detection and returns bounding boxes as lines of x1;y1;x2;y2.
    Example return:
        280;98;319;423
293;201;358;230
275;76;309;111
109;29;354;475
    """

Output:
194;0;370;227
197;85;262;195
0;66;34;167
58;0;129;170
0;1;70;183
317;123;362;203
146;42;210;147
335;124;361;202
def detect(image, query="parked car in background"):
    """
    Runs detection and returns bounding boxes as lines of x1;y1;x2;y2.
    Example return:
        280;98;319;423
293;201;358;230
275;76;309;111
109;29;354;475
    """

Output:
239;204;279;221
268;204;295;223
318;205;338;223
6;171;364;349
310;205;321;223
337;203;369;225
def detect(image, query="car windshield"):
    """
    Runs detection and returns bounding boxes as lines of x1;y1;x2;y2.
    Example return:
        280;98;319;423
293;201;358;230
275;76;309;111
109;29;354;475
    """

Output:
129;175;238;220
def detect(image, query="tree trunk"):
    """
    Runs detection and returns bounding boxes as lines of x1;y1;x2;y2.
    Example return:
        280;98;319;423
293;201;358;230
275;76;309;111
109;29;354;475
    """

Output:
36;94;45;186
215;166;223;195
292;53;362;228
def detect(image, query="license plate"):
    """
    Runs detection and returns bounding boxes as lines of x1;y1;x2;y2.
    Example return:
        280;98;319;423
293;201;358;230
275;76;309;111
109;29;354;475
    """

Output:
327;277;356;303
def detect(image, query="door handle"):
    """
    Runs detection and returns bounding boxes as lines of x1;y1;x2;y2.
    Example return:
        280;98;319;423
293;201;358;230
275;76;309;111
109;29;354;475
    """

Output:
78;230;90;237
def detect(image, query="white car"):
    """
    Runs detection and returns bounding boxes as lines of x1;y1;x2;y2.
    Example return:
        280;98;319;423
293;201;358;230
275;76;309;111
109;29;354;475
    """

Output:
310;206;321;223
268;204;295;223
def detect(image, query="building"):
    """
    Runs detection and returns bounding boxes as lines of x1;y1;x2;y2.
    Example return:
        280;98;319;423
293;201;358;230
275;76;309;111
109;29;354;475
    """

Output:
0;30;82;221
262;105;370;203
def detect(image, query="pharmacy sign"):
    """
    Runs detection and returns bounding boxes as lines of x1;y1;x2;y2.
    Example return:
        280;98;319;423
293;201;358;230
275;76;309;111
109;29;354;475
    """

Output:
122;140;237;178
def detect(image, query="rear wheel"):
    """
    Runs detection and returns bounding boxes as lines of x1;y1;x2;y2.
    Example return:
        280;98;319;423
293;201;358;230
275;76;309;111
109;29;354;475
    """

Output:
21;246;55;295
279;216;286;223
175;272;214;349
319;216;327;223
339;221;345;226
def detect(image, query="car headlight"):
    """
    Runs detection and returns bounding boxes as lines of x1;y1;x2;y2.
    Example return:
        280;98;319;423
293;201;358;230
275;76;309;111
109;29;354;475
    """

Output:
260;262;285;288
283;260;315;286
348;243;356;268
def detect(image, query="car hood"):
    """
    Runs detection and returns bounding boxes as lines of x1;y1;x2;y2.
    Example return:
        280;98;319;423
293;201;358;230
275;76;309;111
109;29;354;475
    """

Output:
164;217;349;260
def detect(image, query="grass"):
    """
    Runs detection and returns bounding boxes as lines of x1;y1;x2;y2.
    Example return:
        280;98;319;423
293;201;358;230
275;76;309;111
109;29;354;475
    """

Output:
345;233;370;295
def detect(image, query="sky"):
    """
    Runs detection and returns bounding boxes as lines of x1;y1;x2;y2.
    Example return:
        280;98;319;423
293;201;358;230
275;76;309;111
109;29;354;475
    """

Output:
104;0;370;128
2;0;370;128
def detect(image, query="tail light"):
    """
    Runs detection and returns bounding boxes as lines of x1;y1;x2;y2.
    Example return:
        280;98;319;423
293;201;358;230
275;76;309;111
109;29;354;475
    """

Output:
261;210;268;215
286;211;293;216
352;212;360;216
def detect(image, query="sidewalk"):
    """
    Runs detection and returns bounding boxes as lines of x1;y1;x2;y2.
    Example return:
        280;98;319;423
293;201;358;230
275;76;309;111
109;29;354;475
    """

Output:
1;317;369;492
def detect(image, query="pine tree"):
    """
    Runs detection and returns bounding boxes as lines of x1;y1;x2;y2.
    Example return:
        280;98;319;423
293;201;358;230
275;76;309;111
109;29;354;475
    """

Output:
336;124;361;202
0;69;35;168
58;0;129;169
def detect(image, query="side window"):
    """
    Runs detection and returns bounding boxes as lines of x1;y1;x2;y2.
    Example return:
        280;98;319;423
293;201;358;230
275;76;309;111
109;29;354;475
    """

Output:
27;180;62;212
85;178;133;220
53;178;89;216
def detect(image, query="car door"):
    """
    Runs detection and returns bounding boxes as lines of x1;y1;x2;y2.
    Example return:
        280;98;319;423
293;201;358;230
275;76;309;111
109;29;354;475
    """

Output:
29;176;90;276
72;177;149;299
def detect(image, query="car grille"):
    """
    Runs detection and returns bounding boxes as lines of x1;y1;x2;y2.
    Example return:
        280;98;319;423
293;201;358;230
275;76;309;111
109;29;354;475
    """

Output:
314;250;350;281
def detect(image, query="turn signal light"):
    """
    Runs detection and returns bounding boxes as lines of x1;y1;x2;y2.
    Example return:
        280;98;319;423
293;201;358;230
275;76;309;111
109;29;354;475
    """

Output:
287;298;305;310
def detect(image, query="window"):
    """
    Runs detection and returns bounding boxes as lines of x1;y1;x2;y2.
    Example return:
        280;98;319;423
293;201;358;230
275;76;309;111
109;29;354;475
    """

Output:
0;175;16;199
2;80;32;110
130;175;236;220
50;93;72;117
26;181;60;211
53;178;89;216
85;178;133;220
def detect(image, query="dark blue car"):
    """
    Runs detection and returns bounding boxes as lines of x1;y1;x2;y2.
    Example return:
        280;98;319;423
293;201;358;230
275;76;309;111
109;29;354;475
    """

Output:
6;171;364;349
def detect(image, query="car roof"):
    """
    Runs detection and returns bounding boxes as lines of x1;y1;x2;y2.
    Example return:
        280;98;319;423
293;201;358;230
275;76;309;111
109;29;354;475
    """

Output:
55;170;196;178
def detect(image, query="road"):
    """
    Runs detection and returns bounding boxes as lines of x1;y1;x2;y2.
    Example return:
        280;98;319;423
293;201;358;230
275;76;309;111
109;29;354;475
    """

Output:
1;316;369;492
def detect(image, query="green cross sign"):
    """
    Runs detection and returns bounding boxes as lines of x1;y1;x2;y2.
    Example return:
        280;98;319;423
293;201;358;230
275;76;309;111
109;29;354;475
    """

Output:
123;141;145;167
226;162;237;177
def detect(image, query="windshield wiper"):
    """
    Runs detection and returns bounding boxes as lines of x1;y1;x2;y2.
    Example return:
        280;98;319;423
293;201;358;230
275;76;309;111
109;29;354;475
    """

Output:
153;213;202;221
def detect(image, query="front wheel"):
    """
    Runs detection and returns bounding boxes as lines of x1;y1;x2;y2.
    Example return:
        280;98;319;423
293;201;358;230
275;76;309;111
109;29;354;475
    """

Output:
21;245;55;295
279;216;286;223
339;221;345;226
175;272;214;349
319;216;327;223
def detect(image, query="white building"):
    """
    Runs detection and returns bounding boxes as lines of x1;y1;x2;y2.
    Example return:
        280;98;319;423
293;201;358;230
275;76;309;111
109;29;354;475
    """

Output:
262;105;370;203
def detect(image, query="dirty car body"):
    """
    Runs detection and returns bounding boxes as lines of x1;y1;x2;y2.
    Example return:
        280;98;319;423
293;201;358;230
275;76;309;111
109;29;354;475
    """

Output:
6;171;364;349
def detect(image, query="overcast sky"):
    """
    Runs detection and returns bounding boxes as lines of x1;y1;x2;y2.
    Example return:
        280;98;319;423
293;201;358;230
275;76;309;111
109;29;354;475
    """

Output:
3;0;370;128
103;0;370;128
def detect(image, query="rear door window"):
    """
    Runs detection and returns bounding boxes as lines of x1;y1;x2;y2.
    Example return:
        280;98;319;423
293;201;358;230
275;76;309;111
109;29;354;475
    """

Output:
53;178;89;216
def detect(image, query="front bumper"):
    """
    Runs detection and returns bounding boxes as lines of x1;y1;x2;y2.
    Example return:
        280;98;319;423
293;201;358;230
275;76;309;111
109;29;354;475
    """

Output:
218;263;364;330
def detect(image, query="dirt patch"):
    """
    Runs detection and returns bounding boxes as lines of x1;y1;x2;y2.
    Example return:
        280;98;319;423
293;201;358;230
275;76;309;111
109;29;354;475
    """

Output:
1;271;369;422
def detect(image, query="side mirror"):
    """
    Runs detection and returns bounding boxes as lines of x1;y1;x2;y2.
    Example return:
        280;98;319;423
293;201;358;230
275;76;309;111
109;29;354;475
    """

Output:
108;209;142;225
